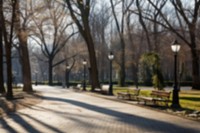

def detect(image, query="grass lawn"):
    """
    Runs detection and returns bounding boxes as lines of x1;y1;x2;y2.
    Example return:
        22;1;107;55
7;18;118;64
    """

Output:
113;86;200;111
179;90;200;111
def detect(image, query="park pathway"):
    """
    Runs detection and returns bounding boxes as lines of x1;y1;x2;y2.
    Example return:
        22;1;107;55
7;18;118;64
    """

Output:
0;85;200;133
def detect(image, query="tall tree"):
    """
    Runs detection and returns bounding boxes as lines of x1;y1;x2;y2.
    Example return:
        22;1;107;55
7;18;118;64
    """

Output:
0;0;5;94
110;0;133;86
64;0;100;90
3;0;17;99
14;0;33;92
126;1;140;88
32;0;75;85
135;0;152;51
134;0;167;52
90;2;110;83
145;0;200;89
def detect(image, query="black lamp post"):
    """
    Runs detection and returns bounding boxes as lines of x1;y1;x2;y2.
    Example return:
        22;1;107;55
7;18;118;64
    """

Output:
66;64;70;88
35;71;38;86
13;71;17;85
171;40;181;108
108;52;114;95
82;59;87;91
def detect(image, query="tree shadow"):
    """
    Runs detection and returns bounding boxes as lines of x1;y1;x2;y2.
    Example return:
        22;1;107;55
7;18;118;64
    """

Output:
18;113;64;133
0;92;42;115
7;113;41;133
40;95;200;133
0;101;63;133
0;112;64;133
0;118;18;133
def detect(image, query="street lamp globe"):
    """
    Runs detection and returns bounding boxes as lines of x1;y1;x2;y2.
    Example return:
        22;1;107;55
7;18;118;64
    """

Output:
83;59;87;65
108;52;114;60
171;40;181;53
66;65;70;70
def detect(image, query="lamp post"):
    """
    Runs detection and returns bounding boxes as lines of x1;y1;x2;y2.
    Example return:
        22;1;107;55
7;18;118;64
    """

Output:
171;40;181;108
44;73;47;82
12;71;17;87
82;59;87;91
108;52;114;95
35;71;38;86
66;64;70;88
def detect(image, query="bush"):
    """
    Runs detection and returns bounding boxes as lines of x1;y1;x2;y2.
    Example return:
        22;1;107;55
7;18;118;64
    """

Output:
138;52;164;88
152;74;164;90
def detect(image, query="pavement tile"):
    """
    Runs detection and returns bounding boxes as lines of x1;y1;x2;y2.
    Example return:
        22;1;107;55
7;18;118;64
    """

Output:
0;85;199;133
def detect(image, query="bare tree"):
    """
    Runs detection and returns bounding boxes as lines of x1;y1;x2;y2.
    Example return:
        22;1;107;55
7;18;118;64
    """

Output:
135;0;152;51
32;0;75;85
125;1;141;88
14;0;33;92
110;0;133;86
3;0;17;99
144;0;200;89
0;0;6;94
90;2;110;83
64;0;100;90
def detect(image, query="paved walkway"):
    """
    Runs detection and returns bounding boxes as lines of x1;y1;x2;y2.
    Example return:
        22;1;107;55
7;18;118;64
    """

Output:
0;85;200;133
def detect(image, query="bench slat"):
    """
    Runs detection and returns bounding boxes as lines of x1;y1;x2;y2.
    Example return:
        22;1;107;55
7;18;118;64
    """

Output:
117;88;140;100
138;90;171;106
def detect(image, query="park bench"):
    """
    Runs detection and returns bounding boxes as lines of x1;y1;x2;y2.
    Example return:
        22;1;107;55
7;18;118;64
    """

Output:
117;88;140;100
137;90;171;106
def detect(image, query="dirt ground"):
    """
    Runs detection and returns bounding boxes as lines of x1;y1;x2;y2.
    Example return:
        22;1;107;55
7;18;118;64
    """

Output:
0;90;42;117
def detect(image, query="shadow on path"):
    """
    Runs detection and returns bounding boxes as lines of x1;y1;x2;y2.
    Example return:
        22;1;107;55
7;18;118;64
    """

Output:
19;113;64;133
0;111;64;133
8;114;41;133
41;95;200;133
0;118;18;133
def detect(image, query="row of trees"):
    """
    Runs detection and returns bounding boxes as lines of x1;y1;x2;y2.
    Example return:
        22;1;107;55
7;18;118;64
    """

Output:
2;0;36;99
63;0;200;89
64;0;200;89
1;0;200;99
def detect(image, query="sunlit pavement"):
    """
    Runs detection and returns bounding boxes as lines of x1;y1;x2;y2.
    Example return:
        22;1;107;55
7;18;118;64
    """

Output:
0;85;199;133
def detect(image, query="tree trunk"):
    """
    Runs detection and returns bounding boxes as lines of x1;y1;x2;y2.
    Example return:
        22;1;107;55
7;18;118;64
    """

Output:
119;37;126;87
136;0;152;51
0;0;5;94
84;31;100;90
15;0;32;92
132;64;139;88
188;23;200;89
48;58;53;85
19;37;33;92
5;41;12;99
4;0;17;99
65;0;100;90
191;49;200;89
110;0;126;87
